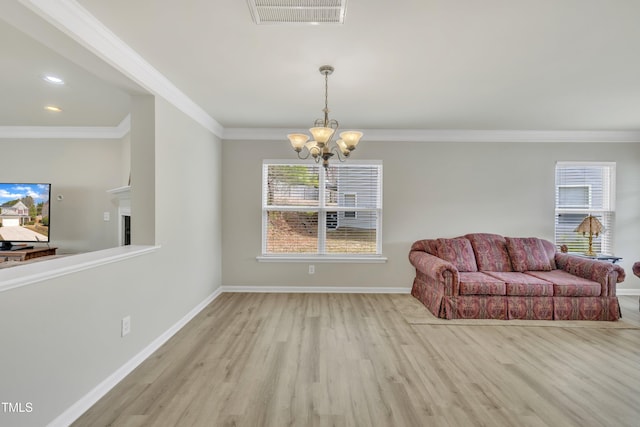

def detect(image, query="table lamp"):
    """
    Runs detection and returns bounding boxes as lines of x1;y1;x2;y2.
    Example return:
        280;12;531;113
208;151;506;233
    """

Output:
574;215;604;256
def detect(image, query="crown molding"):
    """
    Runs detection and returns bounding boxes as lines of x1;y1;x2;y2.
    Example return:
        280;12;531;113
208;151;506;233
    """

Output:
19;0;224;138
223;128;640;143
4;122;638;142
0;115;130;140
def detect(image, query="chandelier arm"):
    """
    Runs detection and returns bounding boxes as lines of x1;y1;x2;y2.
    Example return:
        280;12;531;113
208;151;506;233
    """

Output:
330;146;348;162
296;149;311;160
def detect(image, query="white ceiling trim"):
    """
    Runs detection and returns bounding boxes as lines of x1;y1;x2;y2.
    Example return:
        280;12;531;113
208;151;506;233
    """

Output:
0;115;130;140
223;128;640;143
19;0;224;138
5;123;638;143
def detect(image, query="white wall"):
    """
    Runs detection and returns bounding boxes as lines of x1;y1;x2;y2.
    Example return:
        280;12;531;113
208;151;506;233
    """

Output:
121;132;131;186
0;138;127;253
0;96;222;427
222;139;640;291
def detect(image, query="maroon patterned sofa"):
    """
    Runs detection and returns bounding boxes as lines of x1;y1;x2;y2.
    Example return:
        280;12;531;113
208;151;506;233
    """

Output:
409;233;625;321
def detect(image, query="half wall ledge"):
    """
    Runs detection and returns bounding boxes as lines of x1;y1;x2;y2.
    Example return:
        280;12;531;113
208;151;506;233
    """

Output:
0;245;160;293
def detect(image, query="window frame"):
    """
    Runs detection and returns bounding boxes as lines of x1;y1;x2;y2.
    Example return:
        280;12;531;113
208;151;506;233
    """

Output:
554;161;616;255
258;159;386;263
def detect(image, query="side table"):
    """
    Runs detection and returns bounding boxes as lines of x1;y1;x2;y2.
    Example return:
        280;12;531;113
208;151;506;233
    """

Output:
0;246;57;262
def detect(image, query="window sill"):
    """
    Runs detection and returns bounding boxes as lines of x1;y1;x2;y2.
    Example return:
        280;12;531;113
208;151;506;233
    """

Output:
256;255;387;263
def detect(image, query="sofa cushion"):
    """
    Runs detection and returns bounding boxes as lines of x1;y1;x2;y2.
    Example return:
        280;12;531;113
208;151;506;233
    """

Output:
505;237;554;272
526;270;602;297
484;271;554;296
458;272;506;295
436;238;478;272
539;239;558;270
465;233;513;272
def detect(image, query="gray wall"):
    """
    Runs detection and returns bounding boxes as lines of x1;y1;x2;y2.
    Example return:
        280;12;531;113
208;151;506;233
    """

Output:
0;96;222;427
0;138;126;253
222;139;640;290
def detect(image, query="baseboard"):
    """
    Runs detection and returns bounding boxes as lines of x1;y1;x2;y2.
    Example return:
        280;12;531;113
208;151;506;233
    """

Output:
220;285;411;294
48;286;224;427
221;285;637;296
617;289;640;296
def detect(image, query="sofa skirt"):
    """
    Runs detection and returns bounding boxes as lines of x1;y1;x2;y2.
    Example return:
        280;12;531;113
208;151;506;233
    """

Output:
553;296;621;321
411;278;621;321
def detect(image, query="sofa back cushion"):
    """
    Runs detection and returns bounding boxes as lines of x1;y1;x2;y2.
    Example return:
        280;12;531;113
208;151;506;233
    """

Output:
410;239;439;256
465;233;513;271
539;239;558;269
505;237;554;272
436;238;478;272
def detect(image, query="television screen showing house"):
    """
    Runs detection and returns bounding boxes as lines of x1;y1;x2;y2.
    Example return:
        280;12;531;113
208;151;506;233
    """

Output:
0;183;51;243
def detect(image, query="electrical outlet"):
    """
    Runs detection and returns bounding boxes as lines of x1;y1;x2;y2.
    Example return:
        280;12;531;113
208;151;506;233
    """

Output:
309;264;315;275
121;315;131;337
103;212;110;221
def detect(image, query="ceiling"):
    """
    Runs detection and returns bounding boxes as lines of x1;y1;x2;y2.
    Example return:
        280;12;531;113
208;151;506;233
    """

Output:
2;0;640;132
0;11;134;127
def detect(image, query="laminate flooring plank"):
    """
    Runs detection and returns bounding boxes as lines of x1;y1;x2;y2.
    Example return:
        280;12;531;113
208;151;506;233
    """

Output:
72;294;640;427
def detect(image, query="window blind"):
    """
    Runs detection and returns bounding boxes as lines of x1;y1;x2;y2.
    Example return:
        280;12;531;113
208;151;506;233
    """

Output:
554;162;615;255
263;161;382;256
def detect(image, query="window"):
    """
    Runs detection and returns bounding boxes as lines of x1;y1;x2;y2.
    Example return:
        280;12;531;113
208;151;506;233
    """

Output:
262;160;382;257
555;162;615;255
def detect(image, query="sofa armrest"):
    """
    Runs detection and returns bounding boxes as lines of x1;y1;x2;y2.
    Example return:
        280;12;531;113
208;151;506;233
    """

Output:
633;262;640;278
555;253;625;296
409;250;459;296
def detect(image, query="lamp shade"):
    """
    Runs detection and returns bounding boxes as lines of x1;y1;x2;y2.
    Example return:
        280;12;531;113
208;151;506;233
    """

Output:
309;127;334;145
336;139;350;155
305;140;320;157
287;133;309;150
575;215;604;236
339;131;363;149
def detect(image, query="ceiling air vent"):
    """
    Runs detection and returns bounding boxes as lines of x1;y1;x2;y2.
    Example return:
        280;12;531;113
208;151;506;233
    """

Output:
247;0;347;25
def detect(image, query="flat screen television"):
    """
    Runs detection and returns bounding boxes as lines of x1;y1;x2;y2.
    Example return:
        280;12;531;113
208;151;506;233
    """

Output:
0;183;51;251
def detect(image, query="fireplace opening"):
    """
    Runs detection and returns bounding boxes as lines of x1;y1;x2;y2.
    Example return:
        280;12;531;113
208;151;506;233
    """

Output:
123;215;131;246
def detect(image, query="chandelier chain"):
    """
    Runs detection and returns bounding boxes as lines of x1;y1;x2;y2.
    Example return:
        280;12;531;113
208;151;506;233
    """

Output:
323;71;330;125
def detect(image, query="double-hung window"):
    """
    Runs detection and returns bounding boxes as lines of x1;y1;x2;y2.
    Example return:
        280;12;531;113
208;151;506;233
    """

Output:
261;160;383;258
554;162;615;255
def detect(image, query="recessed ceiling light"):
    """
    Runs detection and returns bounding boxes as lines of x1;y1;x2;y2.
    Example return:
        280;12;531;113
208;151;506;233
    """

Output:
44;105;62;112
42;75;64;85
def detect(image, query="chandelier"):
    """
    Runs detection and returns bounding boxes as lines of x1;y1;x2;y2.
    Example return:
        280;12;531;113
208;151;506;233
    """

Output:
287;65;363;168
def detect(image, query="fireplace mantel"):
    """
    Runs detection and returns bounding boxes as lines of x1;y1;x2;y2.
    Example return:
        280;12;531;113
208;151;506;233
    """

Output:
107;185;131;200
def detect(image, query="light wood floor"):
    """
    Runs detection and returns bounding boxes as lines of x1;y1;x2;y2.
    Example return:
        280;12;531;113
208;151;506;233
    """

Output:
73;294;640;427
